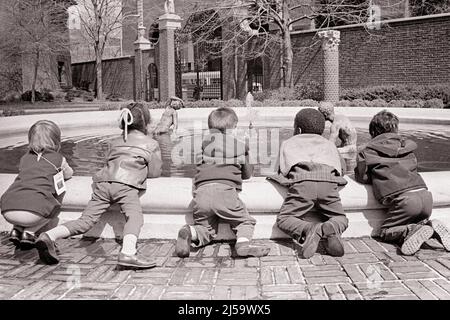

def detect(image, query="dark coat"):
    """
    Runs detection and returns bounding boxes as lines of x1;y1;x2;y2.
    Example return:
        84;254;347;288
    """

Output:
1;151;64;219
354;132;427;204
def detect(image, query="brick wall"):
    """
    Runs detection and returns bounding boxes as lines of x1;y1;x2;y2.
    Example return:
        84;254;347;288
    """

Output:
72;56;135;99
288;14;450;90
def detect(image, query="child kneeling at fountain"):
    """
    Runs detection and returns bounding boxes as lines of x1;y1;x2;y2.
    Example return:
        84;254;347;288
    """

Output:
355;110;450;255
175;107;270;258
270;108;348;259
1;120;73;250
36;102;162;268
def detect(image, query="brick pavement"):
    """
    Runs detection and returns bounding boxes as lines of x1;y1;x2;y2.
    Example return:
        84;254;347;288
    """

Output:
1;233;450;300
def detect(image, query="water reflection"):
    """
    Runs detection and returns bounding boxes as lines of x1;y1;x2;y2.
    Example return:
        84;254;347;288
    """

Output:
1;128;449;177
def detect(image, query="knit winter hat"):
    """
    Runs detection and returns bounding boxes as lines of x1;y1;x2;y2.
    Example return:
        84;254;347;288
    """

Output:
294;108;325;135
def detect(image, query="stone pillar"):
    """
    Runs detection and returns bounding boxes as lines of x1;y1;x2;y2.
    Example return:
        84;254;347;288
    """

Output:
134;0;152;101
318;30;340;102
158;12;182;102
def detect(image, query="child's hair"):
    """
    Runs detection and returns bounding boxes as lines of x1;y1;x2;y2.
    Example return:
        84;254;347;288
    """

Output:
119;102;151;135
294;108;325;135
318;102;335;121
28;120;61;153
167;96;184;110
208;107;238;133
369;110;399;138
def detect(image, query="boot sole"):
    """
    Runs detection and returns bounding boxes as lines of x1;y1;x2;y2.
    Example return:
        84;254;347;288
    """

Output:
430;220;450;251
236;246;270;257
9;238;21;248
302;224;323;259
401;225;434;255
117;262;156;269
322;222;345;257
35;239;59;265
175;227;191;258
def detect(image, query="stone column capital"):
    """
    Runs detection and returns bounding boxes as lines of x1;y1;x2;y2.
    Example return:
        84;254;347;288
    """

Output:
318;30;341;52
158;13;183;30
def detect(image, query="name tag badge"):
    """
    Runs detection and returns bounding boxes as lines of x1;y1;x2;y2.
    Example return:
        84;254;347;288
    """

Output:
53;171;66;195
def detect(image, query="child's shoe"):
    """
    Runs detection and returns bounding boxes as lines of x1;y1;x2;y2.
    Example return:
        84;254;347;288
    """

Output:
117;253;156;269
427;219;450;251
175;225;192;258
322;221;345;257
8;228;22;248
20;232;37;250
235;241;270;257
35;233;59;265
301;223;323;259
401;224;434;255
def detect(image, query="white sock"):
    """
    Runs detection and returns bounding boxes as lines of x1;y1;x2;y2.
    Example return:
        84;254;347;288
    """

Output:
121;234;138;255
189;225;198;242
46;226;71;242
236;237;250;244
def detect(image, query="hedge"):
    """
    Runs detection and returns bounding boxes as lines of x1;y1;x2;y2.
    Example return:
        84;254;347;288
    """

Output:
340;84;450;107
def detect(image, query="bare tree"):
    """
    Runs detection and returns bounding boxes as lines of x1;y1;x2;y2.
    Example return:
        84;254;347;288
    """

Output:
0;0;74;103
184;0;384;89
73;0;135;100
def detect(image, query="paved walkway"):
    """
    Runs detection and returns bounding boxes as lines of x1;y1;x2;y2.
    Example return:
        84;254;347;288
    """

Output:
1;233;450;300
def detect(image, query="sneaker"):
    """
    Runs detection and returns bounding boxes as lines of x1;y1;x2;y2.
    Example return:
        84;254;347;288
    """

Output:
428;219;450;251
8;228;22;248
117;253;156;269
401;224;434;256
35;233;59;265
322;221;345;257
175;225;192;258
301;223;323;259
235;241;270;257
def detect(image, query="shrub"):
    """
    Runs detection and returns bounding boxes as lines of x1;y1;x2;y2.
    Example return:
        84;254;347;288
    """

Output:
269;87;296;101
65;91;75;102
106;93;121;102
21;90;42;102
224;99;245;108
41;88;54;102
423;98;444;109
252;90;271;102
368;99;388;108
0;107;25;117
82;91;95;102
280;100;302;107
404;99;425;108
341;84;450;106
2;91;21;103
99;103;121;111
297;99;320;108
387;100;407;108
294;81;323;101
335;100;351;108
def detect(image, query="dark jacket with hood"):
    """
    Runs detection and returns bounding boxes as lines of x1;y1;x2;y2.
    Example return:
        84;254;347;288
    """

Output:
194;131;253;190
354;132;427;204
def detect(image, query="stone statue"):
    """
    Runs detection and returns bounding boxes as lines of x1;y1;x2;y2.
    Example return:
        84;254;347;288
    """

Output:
318;101;358;173
164;0;175;14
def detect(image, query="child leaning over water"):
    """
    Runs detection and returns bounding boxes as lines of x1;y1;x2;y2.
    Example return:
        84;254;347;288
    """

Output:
355;110;450;255
36;102;162;268
1;120;73;250
270;108;348;259
175;107;270;258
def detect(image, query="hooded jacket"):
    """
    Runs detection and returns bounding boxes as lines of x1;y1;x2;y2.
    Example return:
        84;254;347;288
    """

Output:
93;131;162;190
354;132;427;204
194;131;253;190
